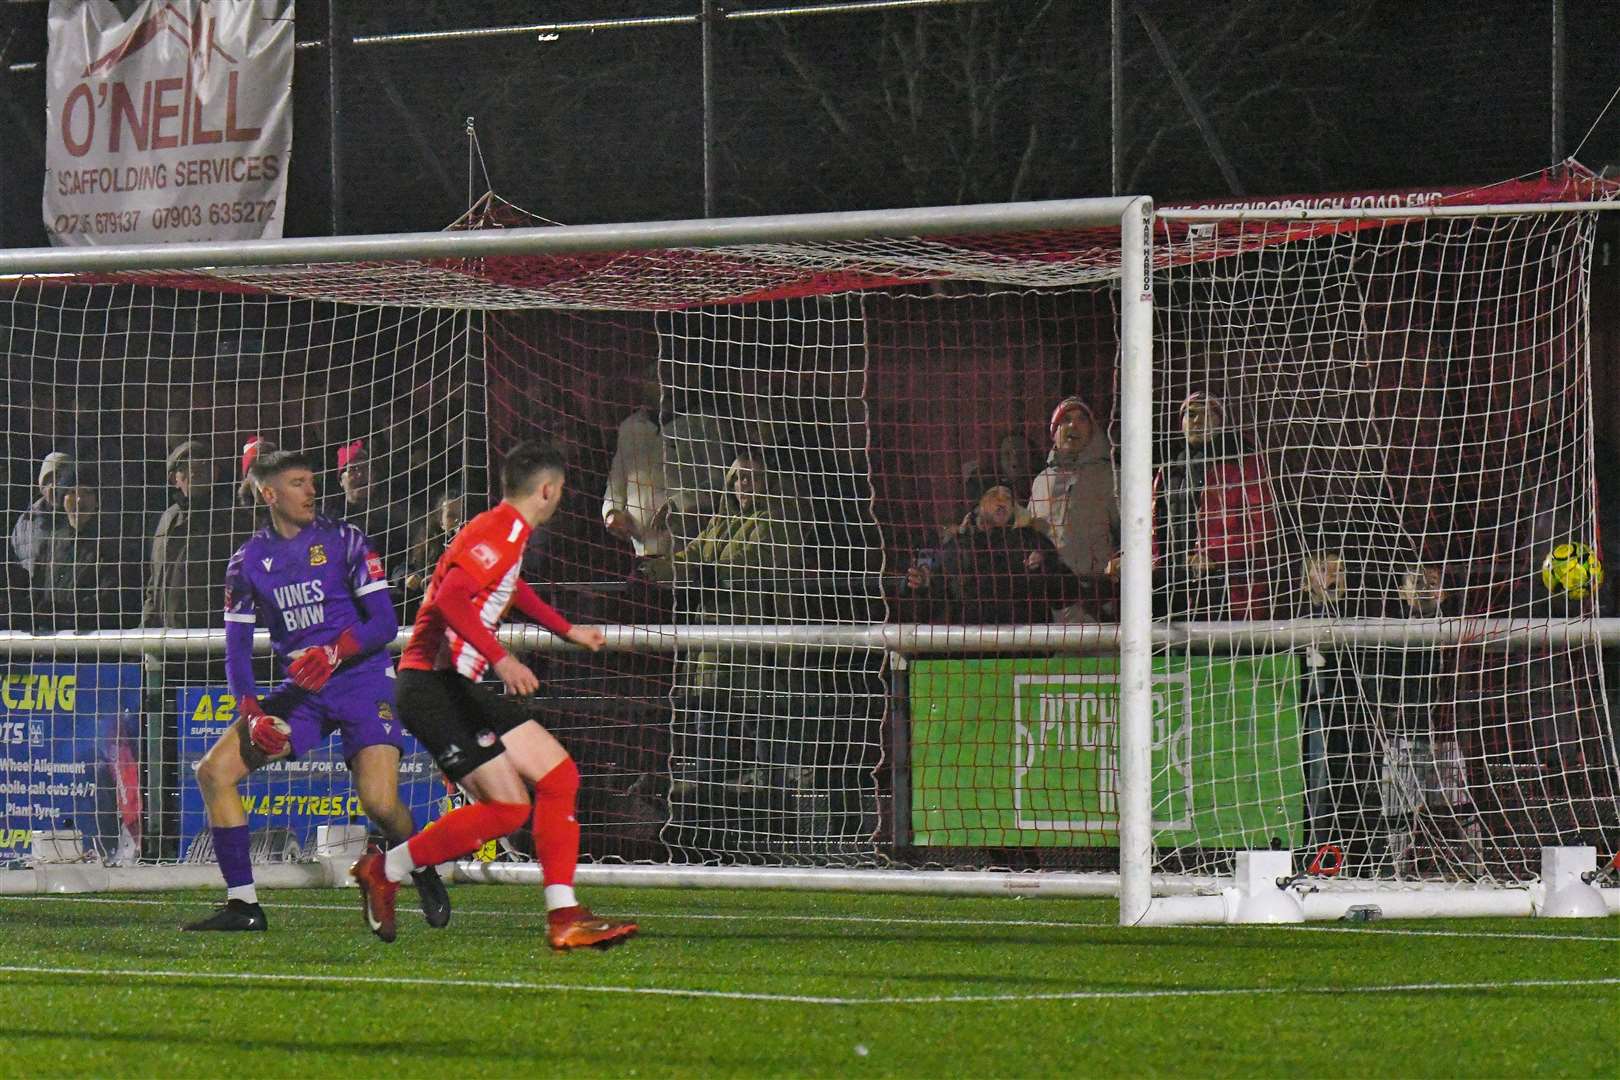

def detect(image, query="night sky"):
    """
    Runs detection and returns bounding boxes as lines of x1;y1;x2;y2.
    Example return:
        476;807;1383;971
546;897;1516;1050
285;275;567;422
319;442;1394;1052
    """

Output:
1;0;1618;245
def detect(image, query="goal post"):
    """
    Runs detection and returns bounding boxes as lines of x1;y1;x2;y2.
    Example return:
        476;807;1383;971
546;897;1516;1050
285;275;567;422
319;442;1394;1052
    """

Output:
1117;196;1157;927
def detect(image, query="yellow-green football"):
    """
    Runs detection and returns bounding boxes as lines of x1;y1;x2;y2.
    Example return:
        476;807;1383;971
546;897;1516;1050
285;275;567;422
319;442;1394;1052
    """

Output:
1541;542;1604;599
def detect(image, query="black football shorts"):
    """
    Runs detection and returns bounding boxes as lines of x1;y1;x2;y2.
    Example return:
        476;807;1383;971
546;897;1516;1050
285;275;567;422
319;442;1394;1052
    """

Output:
398;668;534;782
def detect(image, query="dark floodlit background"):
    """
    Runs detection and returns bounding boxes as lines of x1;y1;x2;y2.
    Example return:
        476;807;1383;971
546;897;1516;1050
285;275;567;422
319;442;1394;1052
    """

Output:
2;0;1619;240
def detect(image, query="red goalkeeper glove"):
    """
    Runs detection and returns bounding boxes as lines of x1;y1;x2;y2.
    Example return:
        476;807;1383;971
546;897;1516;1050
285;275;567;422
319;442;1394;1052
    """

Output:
287;629;362;693
239;695;290;758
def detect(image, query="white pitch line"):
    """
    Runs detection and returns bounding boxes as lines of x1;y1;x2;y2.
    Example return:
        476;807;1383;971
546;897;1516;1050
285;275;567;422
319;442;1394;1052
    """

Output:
0;894;1112;930
0;963;854;1006
856;977;1620;1006
2;894;1616;941
0;963;1613;1007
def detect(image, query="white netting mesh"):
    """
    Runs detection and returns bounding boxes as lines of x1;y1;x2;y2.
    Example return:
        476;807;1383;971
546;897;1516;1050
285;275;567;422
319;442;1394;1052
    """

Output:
1150;209;1619;883
0;286;481;866
0;193;1615;900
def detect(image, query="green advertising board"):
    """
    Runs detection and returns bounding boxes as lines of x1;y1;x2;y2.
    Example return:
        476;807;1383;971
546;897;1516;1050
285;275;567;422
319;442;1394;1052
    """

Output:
909;656;1302;848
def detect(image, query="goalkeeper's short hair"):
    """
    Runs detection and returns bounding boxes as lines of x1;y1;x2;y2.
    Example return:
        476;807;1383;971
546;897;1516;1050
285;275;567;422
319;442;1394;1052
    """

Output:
500;442;566;496
249;448;314;485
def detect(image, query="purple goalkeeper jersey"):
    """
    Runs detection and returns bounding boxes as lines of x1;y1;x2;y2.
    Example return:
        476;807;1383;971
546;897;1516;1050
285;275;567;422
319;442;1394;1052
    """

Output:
223;516;391;666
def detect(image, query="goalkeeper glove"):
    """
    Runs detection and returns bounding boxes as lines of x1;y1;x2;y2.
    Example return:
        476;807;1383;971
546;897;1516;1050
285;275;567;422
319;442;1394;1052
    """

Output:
287;628;362;693
240;695;290;758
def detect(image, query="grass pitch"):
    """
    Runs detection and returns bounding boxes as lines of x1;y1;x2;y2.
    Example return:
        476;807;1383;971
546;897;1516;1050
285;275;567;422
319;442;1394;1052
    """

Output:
0;885;1612;1077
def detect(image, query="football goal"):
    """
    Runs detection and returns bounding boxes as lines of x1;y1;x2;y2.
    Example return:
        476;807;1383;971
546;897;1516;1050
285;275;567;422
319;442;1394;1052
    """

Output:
0;174;1615;924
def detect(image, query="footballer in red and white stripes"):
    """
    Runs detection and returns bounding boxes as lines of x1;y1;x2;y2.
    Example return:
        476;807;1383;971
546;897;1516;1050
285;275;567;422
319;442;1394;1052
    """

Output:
350;443;636;950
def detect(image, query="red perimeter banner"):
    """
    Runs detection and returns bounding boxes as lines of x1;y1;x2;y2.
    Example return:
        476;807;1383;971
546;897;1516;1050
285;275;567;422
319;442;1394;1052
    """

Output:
43;0;293;246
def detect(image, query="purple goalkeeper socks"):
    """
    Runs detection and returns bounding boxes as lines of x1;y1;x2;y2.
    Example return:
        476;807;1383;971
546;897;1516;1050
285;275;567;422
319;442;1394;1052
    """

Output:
212;825;254;890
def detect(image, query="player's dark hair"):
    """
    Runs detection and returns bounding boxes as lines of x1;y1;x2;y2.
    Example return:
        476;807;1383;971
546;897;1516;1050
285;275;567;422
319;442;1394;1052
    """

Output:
500;442;566;496
249;449;314;484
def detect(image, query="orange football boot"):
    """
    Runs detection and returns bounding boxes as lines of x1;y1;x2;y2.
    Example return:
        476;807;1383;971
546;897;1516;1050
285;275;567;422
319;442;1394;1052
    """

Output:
350;845;400;943
547;905;639;951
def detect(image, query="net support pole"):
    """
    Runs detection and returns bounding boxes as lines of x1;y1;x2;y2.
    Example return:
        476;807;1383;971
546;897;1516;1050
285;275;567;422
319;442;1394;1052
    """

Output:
326;0;346;235
1117;196;1155;926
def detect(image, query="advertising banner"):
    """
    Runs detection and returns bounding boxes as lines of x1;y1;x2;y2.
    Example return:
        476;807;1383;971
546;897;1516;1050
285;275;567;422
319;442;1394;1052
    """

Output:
909;656;1302;848
177;686;442;855
0;664;142;863
44;0;293;245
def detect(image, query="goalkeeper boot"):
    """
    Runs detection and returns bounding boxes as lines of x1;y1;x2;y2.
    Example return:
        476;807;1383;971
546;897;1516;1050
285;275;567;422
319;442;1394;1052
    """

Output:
350;845;399;943
547;905;639;951
411;864;451;928
182;899;268;932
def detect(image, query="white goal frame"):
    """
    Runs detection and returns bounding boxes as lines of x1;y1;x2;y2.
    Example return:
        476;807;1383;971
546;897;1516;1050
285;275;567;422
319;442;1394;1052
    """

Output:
0;195;1156;904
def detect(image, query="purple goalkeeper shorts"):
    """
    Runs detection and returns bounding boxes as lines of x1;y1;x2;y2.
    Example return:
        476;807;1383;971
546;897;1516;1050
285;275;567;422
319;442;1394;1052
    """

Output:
261;658;405;763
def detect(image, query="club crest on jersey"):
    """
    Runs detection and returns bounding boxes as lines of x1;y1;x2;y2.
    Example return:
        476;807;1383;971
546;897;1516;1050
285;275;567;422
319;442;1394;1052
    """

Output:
260;557;274;571
308;544;327;567
366;553;385;580
378;702;394;721
470;543;500;570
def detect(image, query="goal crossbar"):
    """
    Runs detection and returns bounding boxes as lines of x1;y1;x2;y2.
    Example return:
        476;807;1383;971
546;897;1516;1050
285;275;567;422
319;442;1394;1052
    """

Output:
0;196;1141;277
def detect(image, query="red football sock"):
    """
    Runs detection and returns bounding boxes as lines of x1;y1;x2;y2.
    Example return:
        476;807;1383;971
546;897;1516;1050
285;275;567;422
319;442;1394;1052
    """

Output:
531;757;580;888
406;800;529;868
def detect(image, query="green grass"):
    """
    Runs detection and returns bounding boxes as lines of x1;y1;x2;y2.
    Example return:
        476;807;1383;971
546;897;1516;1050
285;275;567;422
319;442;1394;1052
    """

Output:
0;885;1613;1078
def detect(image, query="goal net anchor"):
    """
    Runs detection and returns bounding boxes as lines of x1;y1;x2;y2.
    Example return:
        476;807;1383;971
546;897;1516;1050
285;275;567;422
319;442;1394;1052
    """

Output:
1537;846;1610;918
1132;846;1618;925
1228;849;1306;924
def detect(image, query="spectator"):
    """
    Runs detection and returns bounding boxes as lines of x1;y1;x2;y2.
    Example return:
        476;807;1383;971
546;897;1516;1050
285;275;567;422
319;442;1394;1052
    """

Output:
964;430;1046;505
903;485;1072;624
237;435;273;510
325;439;407;576
602;369;672;560
140;441;237;629
32;465;141;631
656;455;804;798
10;451;72;577
1110;391;1278;619
1029;396;1118;580
403;487;467;595
662;386;731;543
1295;527;1450;869
654;454;803;606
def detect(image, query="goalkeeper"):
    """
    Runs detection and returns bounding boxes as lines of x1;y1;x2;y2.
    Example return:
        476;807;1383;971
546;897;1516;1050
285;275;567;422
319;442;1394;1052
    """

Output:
182;450;449;932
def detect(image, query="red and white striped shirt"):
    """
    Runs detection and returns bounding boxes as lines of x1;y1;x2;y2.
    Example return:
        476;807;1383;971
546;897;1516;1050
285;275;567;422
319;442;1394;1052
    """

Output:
399;502;572;680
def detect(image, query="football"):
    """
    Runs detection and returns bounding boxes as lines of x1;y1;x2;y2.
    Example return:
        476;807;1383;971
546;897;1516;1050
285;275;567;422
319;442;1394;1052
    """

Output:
1540;541;1604;599
262;715;294;760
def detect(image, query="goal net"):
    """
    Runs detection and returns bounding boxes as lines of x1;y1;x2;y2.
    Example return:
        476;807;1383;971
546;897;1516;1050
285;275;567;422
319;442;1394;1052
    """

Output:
1144;187;1620;900
0;174;1614;917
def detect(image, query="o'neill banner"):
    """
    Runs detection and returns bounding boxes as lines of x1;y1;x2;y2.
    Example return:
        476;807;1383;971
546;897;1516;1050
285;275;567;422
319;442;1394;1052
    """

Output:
44;0;293;245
